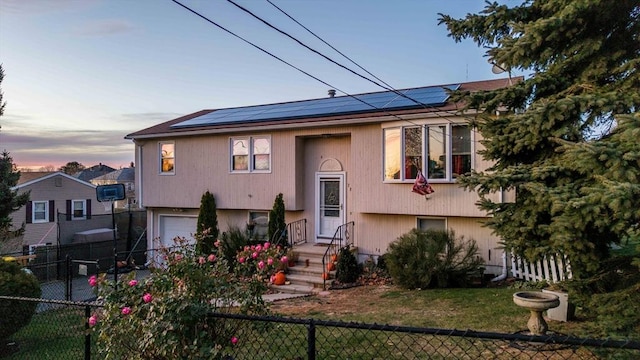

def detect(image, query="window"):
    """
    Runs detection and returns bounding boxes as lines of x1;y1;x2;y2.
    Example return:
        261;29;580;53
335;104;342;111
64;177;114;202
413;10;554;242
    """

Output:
384;124;472;182
160;142;175;174
232;138;249;171
451;126;471;179
417;218;446;231
27;200;54;224
72;200;86;219
231;137;271;172
427;125;447;179
248;211;269;240
32;201;48;223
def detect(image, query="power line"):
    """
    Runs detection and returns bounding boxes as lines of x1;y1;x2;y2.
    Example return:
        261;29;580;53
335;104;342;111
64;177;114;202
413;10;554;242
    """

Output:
250;0;490;136
227;0;402;97
265;0;396;94
171;0;415;125
259;0;485;140
244;0;480;124
170;0;482;147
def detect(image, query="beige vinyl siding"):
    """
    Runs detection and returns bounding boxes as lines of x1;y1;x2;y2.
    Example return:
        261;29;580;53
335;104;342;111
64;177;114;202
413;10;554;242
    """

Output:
350;124;497;217
139;134;291;210
139;121;500;216
447;217;505;274
352;213;503;273
138;127;357;212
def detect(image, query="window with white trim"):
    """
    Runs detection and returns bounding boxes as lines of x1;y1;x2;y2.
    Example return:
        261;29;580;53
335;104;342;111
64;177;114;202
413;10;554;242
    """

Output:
72;200;86;219
160;142;175;174
231;137;271;172
383;124;471;182
32;201;48;223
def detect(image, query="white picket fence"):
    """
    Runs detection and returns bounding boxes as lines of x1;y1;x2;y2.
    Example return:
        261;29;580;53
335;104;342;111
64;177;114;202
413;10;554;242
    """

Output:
510;253;573;283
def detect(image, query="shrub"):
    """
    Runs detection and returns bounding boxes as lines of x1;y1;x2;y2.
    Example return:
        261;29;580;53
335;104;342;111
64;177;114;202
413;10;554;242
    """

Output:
267;193;286;247
386;229;483;289
196;191;218;254
218;226;250;272
336;246;361;283
0;260;41;341
234;241;288;281
91;235;270;359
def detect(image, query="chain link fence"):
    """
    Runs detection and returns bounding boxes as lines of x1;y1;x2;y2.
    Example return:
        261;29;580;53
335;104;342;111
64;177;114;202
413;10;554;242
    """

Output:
57;209;146;248
1;209;148;303
220;313;640;359
1;296;638;360
0;297;98;360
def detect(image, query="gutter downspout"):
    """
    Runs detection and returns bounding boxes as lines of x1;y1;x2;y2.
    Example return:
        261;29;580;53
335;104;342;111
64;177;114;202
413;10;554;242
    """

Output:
491;251;508;282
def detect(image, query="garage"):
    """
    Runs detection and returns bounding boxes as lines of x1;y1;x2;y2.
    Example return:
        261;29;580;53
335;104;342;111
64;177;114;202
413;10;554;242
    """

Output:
159;215;198;248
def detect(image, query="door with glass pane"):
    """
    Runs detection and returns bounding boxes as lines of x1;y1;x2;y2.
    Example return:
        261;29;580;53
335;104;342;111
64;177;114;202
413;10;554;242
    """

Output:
315;173;345;242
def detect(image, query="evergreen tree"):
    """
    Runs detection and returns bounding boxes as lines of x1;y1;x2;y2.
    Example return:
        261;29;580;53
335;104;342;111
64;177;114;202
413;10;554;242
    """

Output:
0;65;30;240
0;151;29;239
196;190;218;254
439;0;640;277
268;193;286;247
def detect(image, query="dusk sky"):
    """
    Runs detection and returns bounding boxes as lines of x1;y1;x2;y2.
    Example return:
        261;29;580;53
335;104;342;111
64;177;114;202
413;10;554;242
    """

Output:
0;0;523;170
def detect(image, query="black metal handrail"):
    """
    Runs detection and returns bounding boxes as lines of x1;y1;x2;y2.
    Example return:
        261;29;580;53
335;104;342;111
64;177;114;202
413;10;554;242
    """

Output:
286;219;307;247
322;221;354;290
271;219;307;250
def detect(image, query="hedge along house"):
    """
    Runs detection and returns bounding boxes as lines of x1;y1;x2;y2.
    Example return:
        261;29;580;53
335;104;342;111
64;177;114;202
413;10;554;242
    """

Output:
126;77;519;275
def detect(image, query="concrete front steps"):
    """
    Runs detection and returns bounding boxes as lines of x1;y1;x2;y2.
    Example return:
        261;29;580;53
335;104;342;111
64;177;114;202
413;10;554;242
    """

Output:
268;242;338;295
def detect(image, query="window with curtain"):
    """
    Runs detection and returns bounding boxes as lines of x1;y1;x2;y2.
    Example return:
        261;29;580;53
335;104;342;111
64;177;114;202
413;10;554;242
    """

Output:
160;142;175;174
231;136;271;172
383;124;472;181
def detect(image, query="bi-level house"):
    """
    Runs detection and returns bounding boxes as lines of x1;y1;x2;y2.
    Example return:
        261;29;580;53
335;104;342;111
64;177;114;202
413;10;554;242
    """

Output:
126;78;518;275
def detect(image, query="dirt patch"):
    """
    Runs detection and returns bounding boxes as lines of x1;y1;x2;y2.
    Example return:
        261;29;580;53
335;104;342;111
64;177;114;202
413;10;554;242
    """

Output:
271;269;394;317
270;284;393;317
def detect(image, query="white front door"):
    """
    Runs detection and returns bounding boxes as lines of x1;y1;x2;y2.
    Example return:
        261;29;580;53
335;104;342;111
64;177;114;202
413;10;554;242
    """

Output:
315;172;345;242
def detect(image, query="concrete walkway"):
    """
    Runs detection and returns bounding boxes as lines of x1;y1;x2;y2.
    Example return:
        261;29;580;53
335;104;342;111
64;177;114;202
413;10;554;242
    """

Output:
263;292;311;302
39;269;311;304
39;269;152;303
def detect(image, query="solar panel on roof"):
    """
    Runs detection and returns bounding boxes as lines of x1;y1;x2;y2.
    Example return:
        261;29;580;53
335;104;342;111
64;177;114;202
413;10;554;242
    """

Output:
170;84;460;129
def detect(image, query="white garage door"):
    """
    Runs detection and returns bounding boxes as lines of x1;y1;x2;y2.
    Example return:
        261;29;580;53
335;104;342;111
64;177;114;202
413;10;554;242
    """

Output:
160;216;198;248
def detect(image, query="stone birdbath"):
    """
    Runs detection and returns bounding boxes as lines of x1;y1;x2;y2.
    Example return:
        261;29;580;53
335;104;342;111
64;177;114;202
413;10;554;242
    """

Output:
513;291;560;335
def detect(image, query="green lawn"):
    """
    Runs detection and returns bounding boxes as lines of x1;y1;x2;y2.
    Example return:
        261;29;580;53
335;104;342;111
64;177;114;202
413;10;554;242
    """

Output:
271;286;607;337
4;306;95;360
5;285;638;359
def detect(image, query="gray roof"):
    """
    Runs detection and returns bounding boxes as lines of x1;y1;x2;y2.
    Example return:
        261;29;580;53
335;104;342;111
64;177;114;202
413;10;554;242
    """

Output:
91;167;135;182
73;164;116;182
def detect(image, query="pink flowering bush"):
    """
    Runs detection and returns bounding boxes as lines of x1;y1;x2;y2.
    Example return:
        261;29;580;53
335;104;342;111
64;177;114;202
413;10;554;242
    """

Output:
91;235;269;359
234;241;288;278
